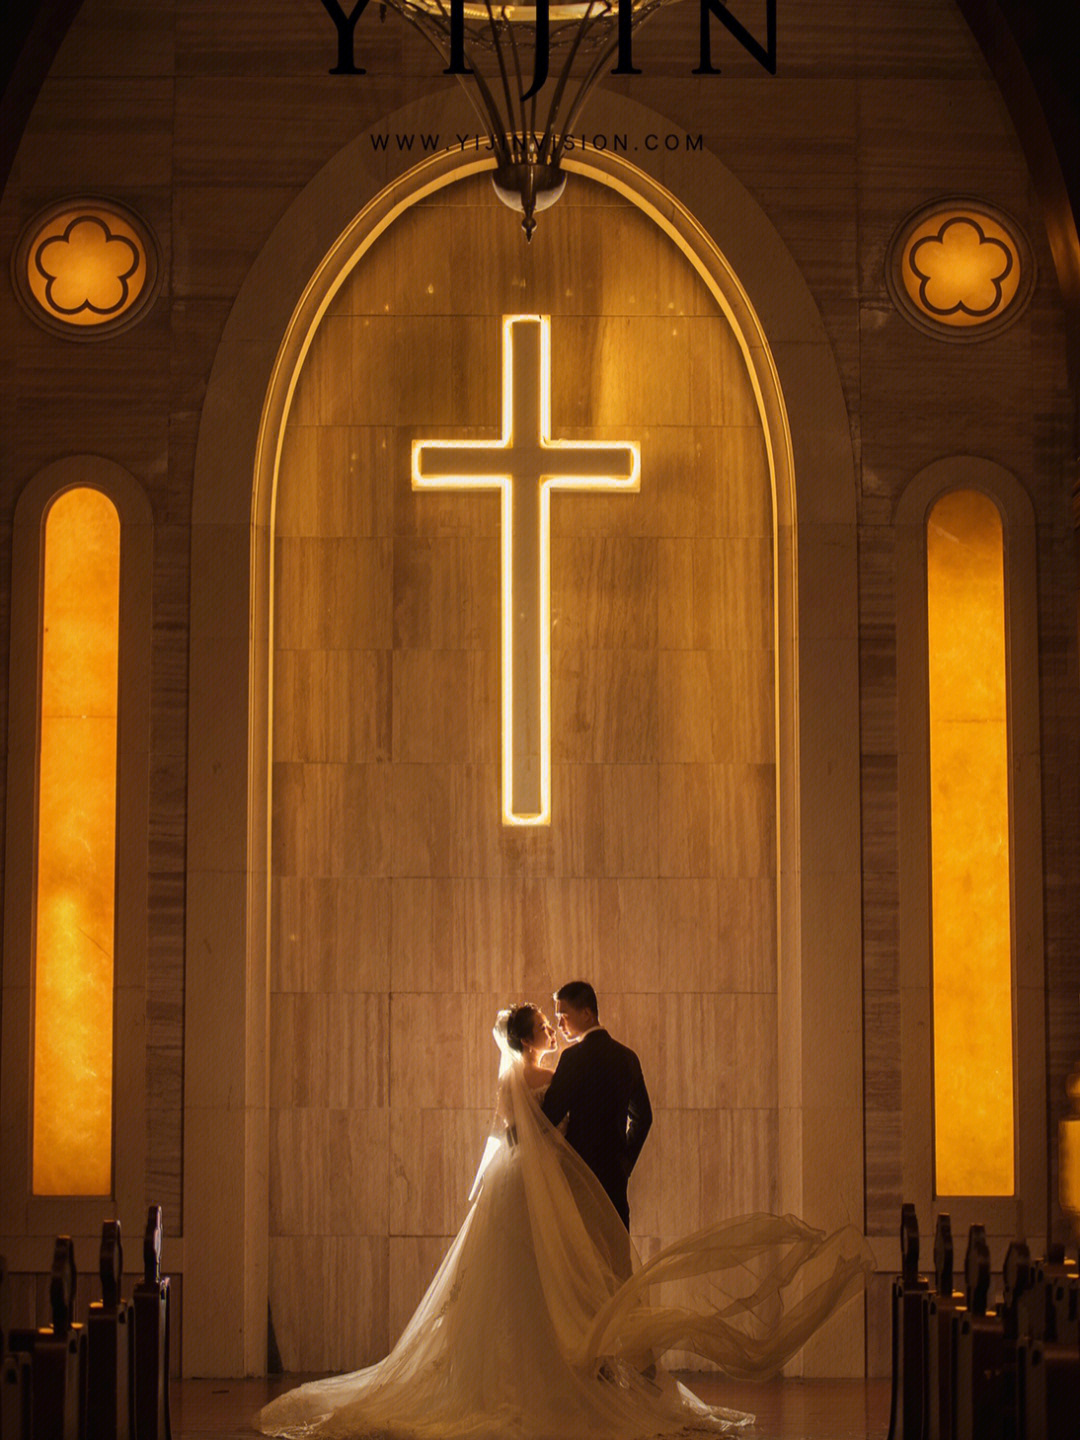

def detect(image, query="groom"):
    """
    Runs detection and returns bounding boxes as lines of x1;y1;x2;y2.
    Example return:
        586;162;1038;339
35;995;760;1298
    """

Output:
541;981;652;1236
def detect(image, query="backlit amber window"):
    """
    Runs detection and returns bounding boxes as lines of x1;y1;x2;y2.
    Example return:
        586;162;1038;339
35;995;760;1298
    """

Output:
32;488;120;1195
927;490;1014;1196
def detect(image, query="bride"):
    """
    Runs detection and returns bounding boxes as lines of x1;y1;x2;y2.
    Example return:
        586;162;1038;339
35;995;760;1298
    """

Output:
257;1004;872;1439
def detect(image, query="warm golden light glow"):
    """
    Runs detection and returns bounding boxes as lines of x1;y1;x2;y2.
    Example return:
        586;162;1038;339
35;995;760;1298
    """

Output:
901;210;1020;329
412;314;640;825
26;208;148;328
928;489;1014;1196
33;487;120;1196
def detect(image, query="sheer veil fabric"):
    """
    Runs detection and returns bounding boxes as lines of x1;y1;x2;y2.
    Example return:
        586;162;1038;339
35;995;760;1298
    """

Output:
257;1034;873;1439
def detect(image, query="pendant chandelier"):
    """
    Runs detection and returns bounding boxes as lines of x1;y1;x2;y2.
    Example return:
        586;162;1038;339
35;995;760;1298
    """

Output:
381;0;679;238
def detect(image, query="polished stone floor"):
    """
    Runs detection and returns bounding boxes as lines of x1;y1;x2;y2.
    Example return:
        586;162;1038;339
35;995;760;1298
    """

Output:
175;1374;892;1438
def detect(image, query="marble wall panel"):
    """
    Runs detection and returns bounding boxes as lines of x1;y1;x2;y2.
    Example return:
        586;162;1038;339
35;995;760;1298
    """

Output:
270;993;389;1111
276;427;396;540
272;762;392;879
390;763;505;878
658;649;775;764
274;650;392;765
593;879;662;995
700;1106;782;1219
551;316;695;430
389;876;583;995
274;536;393;651
550;536;658;650
391;537;500;651
551;648;658;763
270;1108;389;1237
651;427;771;541
655;878;776;995
272;877;392;995
658;538;774;651
390;992;511;1113
658;764;776;879
391;649;498;765
390;1108;493;1237
269;1235;390;1372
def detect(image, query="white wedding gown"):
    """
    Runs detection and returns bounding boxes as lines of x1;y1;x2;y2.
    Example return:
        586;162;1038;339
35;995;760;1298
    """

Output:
258;1056;872;1439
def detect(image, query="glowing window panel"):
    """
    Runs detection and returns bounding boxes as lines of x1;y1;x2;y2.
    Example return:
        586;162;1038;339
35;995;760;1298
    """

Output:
412;314;639;826
928;489;1014;1196
33;487;120;1196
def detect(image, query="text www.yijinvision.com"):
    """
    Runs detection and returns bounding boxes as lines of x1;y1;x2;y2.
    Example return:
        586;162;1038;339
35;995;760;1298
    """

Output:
369;132;704;154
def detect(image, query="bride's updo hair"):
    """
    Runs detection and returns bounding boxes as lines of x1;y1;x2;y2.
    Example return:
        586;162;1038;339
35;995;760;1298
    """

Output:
496;1004;540;1054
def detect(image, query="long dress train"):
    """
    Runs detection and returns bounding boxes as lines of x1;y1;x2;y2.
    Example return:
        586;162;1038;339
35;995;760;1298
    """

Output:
257;1053;873;1439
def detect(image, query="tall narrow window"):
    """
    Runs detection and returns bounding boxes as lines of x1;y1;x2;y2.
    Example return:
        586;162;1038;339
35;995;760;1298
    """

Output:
33;487;120;1195
927;489;1014;1196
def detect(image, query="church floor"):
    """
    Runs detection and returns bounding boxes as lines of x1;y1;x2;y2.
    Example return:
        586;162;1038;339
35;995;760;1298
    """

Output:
174;1375;892;1438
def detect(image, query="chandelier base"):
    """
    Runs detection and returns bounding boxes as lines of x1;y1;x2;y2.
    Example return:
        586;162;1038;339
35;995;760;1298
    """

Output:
492;161;568;241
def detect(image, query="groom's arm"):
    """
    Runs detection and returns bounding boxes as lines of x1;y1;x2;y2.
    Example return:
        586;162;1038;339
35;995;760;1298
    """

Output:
540;1049;574;1128
624;1053;652;1174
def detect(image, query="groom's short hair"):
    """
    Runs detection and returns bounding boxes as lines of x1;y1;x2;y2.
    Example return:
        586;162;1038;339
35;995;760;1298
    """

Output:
555;980;598;1017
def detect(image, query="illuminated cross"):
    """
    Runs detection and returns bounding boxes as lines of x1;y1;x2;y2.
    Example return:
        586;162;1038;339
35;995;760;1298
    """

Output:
412;314;640;825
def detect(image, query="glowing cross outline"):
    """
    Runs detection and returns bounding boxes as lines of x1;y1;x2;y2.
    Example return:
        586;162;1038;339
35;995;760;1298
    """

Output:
411;314;640;825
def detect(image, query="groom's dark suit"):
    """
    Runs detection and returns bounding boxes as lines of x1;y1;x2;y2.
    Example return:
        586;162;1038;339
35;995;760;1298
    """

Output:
540;1027;652;1230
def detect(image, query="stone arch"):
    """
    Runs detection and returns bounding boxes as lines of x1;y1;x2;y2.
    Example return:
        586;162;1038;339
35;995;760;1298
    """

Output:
895;456;1045;1244
185;89;862;1377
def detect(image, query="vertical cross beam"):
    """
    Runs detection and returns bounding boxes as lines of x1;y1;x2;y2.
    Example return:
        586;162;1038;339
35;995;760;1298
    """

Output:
412;314;640;824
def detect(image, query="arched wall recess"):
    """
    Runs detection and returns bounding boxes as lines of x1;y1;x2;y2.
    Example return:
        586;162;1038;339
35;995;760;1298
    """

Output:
895;456;1046;1246
1;455;153;1254
185;88;863;1378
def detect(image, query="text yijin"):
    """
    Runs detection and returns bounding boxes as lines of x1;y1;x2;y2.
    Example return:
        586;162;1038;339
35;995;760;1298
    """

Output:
319;0;777;95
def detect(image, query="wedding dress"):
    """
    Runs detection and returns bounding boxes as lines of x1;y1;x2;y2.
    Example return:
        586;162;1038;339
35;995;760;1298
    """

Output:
257;1037;873;1439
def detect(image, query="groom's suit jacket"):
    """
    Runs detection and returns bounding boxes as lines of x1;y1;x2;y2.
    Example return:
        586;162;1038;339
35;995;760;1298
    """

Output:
540;1027;652;1229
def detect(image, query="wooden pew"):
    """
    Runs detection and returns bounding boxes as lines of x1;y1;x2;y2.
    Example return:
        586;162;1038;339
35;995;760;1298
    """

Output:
86;1221;135;1440
953;1233;1035;1440
924;1213;964;1440
132;1206;172;1440
1;1252;33;1440
2;1207;175;1440
5;1237;87;1440
888;1202;930;1440
1016;1247;1080;1440
887;1208;1080;1440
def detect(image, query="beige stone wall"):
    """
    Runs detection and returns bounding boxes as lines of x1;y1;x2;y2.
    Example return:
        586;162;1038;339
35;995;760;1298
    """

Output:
269;177;776;1368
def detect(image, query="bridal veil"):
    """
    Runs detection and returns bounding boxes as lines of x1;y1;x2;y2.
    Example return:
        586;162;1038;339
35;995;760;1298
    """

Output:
257;1044;872;1439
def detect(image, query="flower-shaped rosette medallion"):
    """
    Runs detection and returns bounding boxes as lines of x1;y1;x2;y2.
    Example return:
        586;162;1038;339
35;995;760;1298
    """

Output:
35;214;141;317
909;216;1013;319
13;199;160;339
887;199;1034;341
